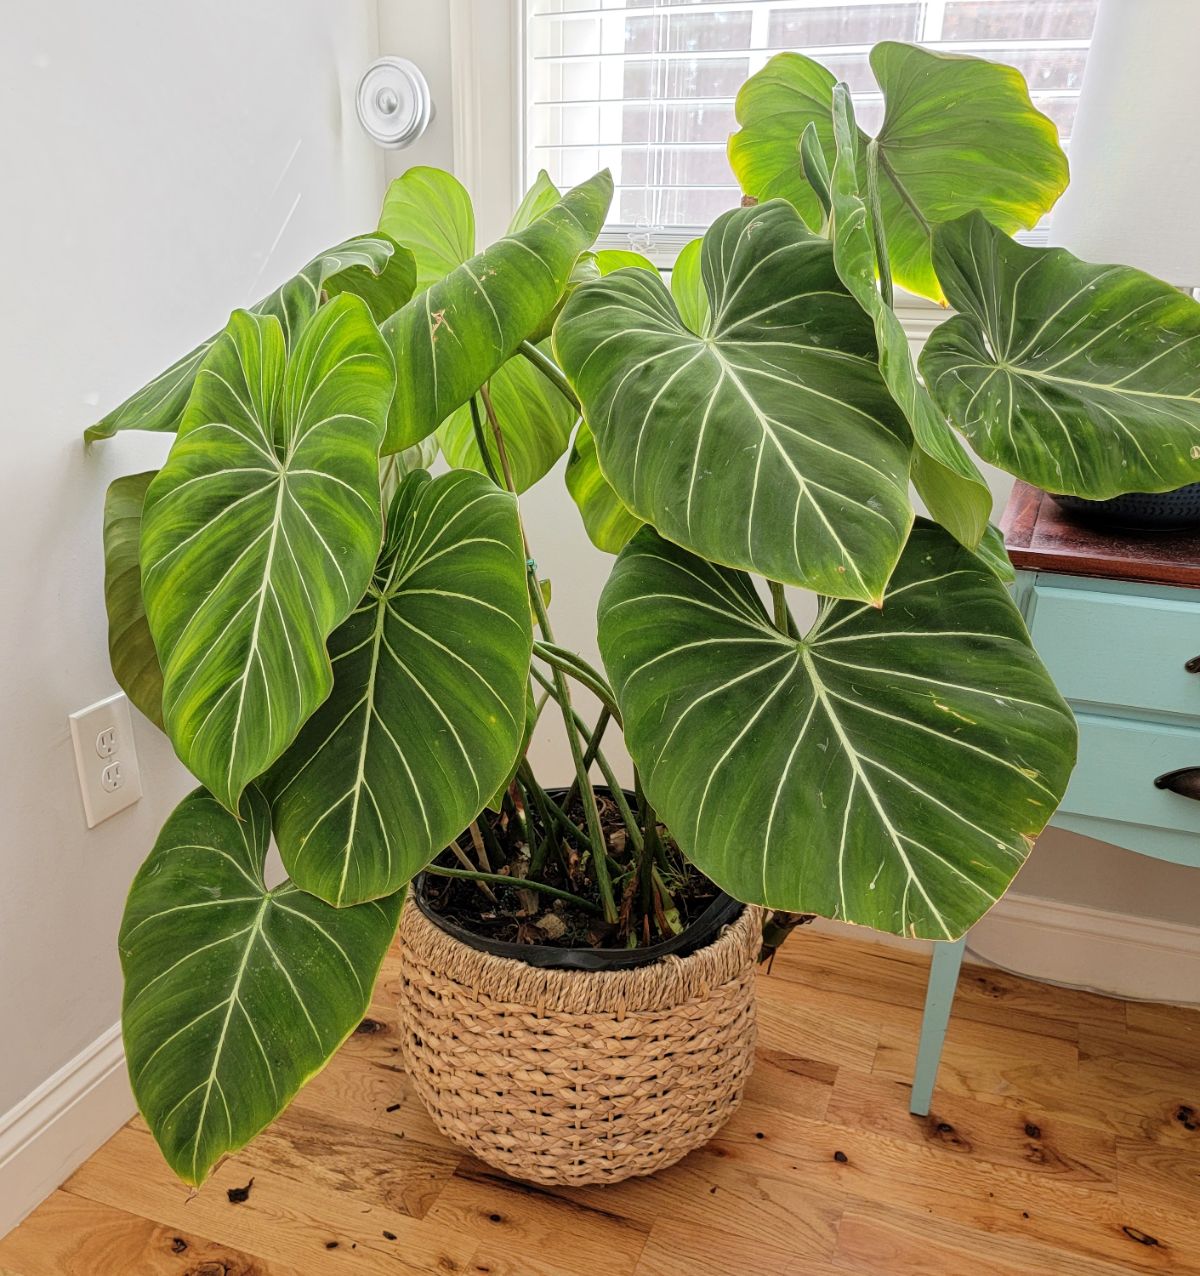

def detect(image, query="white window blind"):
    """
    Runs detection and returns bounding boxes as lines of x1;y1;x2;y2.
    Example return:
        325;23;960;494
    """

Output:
523;0;1099;255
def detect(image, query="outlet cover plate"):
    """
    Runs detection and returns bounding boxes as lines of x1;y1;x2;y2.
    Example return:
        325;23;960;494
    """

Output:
69;692;142;827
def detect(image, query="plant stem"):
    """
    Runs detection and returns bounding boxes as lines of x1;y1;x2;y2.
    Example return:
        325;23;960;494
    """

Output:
519;340;581;412
479;385;618;924
529;666;641;851
531;663;643;852
561;707;612;811
526;593;618;922
468;395;503;487
449;839;498;903
424;864;601;914
533;641;622;723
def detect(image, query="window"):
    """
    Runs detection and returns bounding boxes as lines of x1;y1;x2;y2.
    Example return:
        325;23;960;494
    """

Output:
523;0;1099;257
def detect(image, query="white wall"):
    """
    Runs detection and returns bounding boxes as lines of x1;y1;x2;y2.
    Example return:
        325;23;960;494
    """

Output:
0;1;386;1118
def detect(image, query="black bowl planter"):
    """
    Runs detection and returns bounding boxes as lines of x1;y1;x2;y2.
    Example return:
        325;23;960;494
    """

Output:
413;785;743;970
1050;482;1200;530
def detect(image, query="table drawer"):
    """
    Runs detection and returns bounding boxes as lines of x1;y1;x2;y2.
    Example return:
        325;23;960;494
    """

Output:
1028;584;1200;720
1060;713;1200;837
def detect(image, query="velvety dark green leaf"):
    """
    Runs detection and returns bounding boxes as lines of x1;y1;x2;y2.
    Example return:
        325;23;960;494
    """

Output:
86;236;411;441
140;296;393;811
564;420;643;554
827;86;991;548
555;199;913;602
263;470;533;906
921;213;1200;499
598;524;1076;940
381;171;612;453
728;43;1068;300
437;343;576;493
102;472;164;729
120;786;401;1187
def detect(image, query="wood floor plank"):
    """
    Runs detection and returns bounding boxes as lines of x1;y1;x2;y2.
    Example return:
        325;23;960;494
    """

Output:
65;1125;475;1276
834;1203;1162;1276
425;1171;649;1276
824;1068;1119;1186
630;1220;837;1276
0;1191;301;1276
712;1089;1199;1273
5;926;1197;1275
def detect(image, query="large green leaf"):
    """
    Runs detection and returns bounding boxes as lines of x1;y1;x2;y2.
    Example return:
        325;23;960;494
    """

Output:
921;213;1200;499
379;169;581;485
437;343;576;492
826;86;991;548
598;524;1076;940
555;199;913;603
120;786;401;1187
669;237;709;336
263;469;533;906
141;296;394;811
378;167;476;291
103;472;164;729
381;171;612;452
86;235;413;441
728;43;1067;301
564;421;642;554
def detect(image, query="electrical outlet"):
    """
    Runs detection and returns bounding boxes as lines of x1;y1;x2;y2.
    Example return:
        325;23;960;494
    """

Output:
69;692;142;827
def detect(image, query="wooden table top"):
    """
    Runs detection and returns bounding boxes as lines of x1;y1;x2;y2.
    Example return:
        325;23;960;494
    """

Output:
1001;481;1200;589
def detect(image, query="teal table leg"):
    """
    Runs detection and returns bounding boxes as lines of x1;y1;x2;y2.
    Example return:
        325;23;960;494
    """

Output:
909;936;967;1117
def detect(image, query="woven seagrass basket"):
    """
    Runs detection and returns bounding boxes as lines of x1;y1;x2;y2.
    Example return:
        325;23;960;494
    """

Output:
395;896;762;1187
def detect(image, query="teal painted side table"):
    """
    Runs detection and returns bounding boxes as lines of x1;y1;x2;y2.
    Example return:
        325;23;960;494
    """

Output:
910;483;1200;1116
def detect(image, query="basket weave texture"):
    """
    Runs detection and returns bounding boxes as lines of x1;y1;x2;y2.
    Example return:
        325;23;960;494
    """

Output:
396;898;761;1187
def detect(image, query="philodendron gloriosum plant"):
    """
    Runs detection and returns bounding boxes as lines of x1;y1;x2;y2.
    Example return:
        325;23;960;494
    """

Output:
90;41;1200;1188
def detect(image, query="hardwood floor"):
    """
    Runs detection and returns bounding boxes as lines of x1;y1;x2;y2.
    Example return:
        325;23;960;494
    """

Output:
3;928;1199;1275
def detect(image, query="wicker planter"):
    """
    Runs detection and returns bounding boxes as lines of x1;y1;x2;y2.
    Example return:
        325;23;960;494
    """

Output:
396;894;761;1187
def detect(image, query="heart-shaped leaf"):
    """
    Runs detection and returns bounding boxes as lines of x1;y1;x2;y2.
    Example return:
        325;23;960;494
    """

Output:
565;420;643;554
263;469;533;906
669;237;710;336
826;86;991;548
598;524;1076;940
103;471;164;728
437;343;576;492
379;167;476;291
86;235;413;441
381;171;612;453
555;199;913;602
120;786;401;1187
921;212;1200;499
379;169;583;485
728;43;1067;301
141;295;394;811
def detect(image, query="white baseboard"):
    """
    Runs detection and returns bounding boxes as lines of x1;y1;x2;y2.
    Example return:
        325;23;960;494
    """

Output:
968;892;1200;1006
813;891;1200;1006
0;1023;134;1238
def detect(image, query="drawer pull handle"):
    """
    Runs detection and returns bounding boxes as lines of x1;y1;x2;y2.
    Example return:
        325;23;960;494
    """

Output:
1187;655;1200;673
1154;767;1200;801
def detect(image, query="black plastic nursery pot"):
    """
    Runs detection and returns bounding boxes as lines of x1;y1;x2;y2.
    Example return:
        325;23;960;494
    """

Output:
412;785;745;970
395;787;761;1187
